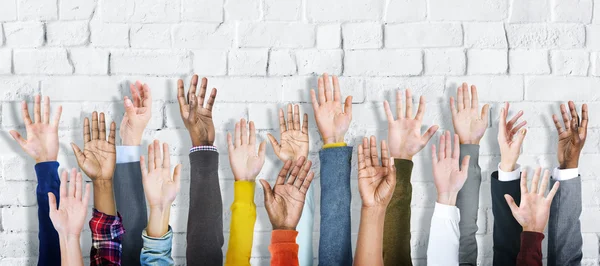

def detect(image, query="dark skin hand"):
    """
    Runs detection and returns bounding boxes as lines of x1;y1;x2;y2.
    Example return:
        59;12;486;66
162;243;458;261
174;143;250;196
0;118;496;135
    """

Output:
552;101;588;169
177;75;217;146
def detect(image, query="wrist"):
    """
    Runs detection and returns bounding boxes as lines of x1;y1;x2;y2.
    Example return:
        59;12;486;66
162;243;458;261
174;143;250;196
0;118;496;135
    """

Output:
499;161;517;172
393;153;413;161
234;175;257;182
436;192;458;206
35;155;57;164
323;135;344;145
121;137;142;146
273;224;296;231
460;139;479;145
147;205;171;237
523;225;544;233
559;160;579;169
192;139;213;146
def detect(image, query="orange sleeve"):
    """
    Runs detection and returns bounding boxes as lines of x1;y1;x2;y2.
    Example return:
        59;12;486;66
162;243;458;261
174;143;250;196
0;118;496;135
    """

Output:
269;230;299;266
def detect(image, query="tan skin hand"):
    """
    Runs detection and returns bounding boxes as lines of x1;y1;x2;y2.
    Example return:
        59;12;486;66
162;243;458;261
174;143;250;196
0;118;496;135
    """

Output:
431;131;470;206
552;101;588;169
450;83;490;145
71;112;117;182
498;102;528;172
260;157;315;230
10;95;63;163
177;75;217;146
120;81;152;146
227;119;267;181
48;169;91;237
504;168;560;233
141;140;182;211
384;89;438;161
357;136;396;208
268;104;309;162
310;73;352;145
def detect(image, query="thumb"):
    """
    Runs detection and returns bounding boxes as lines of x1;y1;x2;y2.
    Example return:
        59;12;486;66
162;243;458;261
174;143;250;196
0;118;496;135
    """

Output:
258;141;267;159
124;97;136;117
70;143;85;166
259;179;274;204
9;130;27;148
48;192;57;212
504;194;519;216
513;128;527;149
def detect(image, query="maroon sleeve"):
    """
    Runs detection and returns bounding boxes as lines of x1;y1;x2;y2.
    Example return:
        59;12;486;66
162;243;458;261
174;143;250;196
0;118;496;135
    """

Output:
516;231;544;266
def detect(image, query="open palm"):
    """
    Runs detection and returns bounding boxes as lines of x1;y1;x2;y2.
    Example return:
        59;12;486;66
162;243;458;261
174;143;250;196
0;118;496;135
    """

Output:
553;101;588;169
141;140;182;209
432;131;470;202
357;136;396;208
49;169;90;236
71;112;116;181
177;75;217;146
268;104;309;161
228;119;266;181
120;81;152;146
450;83;490;145
310;73;352;145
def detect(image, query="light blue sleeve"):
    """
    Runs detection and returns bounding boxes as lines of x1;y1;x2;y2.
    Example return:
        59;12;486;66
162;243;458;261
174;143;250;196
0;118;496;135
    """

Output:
296;184;315;266
140;227;175;266
116;145;142;164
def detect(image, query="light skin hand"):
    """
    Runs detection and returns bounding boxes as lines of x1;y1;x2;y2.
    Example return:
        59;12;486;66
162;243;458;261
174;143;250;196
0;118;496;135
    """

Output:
227;118;267;182
310;73;352;145
504;167;560;233
10;95;63;163
450;83;490;145
384;89;438;161
141;140;182;237
120;81;152;146
552;101;588;169
357;136;396;209
260;157;314;230
267;104;309;162
431;131;470;206
498;103;528;172
177;75;217;147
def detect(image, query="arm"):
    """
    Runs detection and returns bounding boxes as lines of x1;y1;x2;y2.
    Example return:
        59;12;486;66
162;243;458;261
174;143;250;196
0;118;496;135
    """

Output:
141;228;174;265
90;209;125;265
35;162;61;265
427;203;461;266
517;232;544;266
548;101;587;266
270;230;300;266
225;119;266;266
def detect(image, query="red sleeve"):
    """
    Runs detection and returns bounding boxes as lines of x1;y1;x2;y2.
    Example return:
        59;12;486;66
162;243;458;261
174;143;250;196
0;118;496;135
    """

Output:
269;230;299;266
516;231;544;266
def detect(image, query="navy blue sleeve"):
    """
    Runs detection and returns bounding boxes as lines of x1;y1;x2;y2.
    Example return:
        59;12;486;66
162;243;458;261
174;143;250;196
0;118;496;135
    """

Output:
35;161;61;266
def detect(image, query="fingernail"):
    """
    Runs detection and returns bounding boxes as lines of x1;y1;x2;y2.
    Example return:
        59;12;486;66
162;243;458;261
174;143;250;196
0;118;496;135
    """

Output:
521;129;526;134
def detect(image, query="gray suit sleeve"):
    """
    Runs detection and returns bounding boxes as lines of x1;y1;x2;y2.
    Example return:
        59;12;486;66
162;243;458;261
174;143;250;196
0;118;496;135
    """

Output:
456;144;481;266
114;161;147;266
548;176;583;266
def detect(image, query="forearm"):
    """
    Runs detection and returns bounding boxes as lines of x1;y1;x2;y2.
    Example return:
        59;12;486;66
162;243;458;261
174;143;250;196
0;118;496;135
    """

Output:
383;159;413;266
59;234;84;266
146;207;170;238
456;144;481;265
269;230;300;266
296;185;315;266
427;203;461;266
548;174;583;266
35;161;61;265
141;227;174;266
93;180;116;216
516;231;544;266
354;207;386;266
491;171;522;266
90;209;125;265
225;181;257;266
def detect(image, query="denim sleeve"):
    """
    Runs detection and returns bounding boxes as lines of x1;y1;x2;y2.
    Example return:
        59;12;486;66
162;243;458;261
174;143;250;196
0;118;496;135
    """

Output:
548;176;583;266
318;146;353;266
456;144;481;265
383;159;413;266
296;185;314;266
35;161;61;266
140;227;174;266
491;171;522;266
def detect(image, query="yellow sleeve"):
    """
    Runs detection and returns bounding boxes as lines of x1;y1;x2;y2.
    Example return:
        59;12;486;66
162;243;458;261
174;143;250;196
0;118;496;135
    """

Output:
225;181;256;266
322;142;347;149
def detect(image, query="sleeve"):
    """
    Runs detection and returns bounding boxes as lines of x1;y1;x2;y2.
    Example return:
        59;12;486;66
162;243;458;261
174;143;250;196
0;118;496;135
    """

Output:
90;209;125;266
491;170;522;266
186;148;224;266
296;184;315;266
318;146;353;266
516;231;544;266
548;171;583;266
426;203;461;266
269;230;300;266
114;146;147;266
225;181;257;266
383;159;413;266
456;144;481;265
140;227;174;266
34;161;61;266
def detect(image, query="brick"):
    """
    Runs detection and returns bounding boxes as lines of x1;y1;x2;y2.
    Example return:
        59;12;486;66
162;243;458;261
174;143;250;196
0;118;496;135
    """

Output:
173;23;234;49
506;24;585;48
550;50;589;76
228;49;268;76
17;0;57;20
225;0;259;20
106;0;179;23
296;49;342;75
40;77;122;103
264;0;301;21
181;0;223;22
99;0;130;22
592;52;600;76
509;49;550;75
467;49;508;74
428;0;508;21
193;77;283;103
316;24;341;49
344;50;422;76
130;24;171;48
1;207;37;231
306;0;384;22
0;0;17;21
424;49;465;75
193;50;227;76
464;22;507;48
238;22;315;48
526;77;600;101
0;50;11;74
59;0;96;20
551;0;592;23
595;0;600;23
3;22;44;48
0;181;36;206
342;22;382;49
364;77;445;102
0;77;38;101
385;23;463;48
69;48;109;75
586;25;600;51
14;49;73;75
46;21;89;46
280;76;365;103
90;22;129;47
0;232;38;257
446;76;524;102
110;50;191;75
384;0;426;22
268;50;296;76
508;0;550;22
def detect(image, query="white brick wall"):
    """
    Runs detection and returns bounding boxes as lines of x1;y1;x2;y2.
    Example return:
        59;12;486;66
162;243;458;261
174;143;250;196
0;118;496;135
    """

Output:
0;0;599;265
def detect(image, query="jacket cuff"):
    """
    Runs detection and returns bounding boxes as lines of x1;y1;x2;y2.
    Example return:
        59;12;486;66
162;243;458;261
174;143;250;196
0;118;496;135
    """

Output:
190;146;218;153
34;161;60;191
233;181;255;204
323;142;347;149
90;209;126;241
520;231;544;253
271;230;298;244
459;144;480;168
189;149;219;168
393;159;413;182
552;167;579;181
142;226;173;251
116;145;141;163
497;163;521;182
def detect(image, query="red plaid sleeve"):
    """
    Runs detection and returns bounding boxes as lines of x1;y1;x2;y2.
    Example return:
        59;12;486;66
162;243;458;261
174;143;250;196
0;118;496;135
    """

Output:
89;209;126;266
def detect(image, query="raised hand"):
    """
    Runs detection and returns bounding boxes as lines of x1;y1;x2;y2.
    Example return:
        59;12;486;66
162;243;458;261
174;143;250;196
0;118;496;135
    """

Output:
267;104;309;162
120;81;152;146
552;101;588;169
260;157;314;230
450;83;490;145
432;131;470;206
357;136;396;208
177;75;217;146
71;112;117;182
10;95;62;163
310;73;352;145
48;169;91;237
227;118;267;181
384;89;438;160
498;103;527;172
504;168;560;233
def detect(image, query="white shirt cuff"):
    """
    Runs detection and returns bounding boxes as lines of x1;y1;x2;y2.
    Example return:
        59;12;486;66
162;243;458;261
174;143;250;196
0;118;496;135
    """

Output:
433;202;461;222
497;163;521;182
552;167;579;181
116;146;142;163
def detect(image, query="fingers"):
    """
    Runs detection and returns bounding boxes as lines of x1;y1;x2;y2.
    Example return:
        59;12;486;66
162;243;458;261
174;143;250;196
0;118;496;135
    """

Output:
108;122;116;145
260;179;274;203
34;95;41;123
206;88;217;112
140;155;148;177
405;89;413;118
462;84;471;109
520;170;529;194
580;103;588;139
450;97;457;116
294;160;312;190
124;96;136;118
148;142;155;170
83;183;91;207
287;157;306;185
358;143;366;170
444;131;452;159
74;169;82;200
188;93;198;122
396;90;403;119
546;181;560;203
131;82;142;107
91;112;99;140
344;96;353;116
188;75;198;104
317;76;326;104
299;171;315;195
324;73;333;101
510;121;527;138
415;96;426;121
267;133;281;154
52;105;63;127
141;83;152;108
278;108;287;133
506;110;524;131
227;133;234;153
333;75;341;102
384;101;395;122
552;114;565;135
276;160;292;185
310;89;320;111
177;79;187;110
99;113;106;140
43;96;50;124
21;101;33;125
461;155;471;173
471;85;479;109
293;105;301;131
370;135;379;166
287;104;293;131
422;125;439;145
481;104;490;121
59;170;68;199
498;107;507;141
538;169;550;196
452;133;460;159
173;164;182;189
234;121;241;148
431;144;438;164
530;167;541;194
568;101;579;127
68;168;76;199
163;142;171;169
560;104;571;131
513;128;527;149
438;133;446;160
457;85;464;110
302;113;309;135
198;77;208;109
504;194;519;216
9;130;27;148
241;119;248;145
381;140;390;168
362;137;372;167
249;121;256;145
